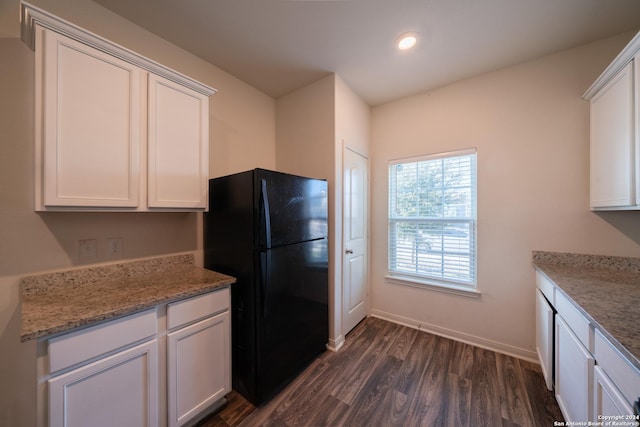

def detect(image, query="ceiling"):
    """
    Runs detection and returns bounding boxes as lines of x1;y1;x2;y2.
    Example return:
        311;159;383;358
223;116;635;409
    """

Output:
93;0;640;106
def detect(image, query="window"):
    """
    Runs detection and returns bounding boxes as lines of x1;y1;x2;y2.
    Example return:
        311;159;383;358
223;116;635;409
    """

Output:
388;148;477;290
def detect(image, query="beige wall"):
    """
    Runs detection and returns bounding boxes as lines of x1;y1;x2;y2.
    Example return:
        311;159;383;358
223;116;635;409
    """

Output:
0;1;275;425
370;32;640;360
276;74;335;180
336;75;371;158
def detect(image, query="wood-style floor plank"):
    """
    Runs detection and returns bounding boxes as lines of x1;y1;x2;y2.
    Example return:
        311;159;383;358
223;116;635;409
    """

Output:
251;357;330;426
469;346;504;427
403;335;451;426
386;324;419;361
392;329;436;397
330;320;400;405
448;339;474;378
367;388;409;427
495;353;535;427
520;359;565;427
302;393;351;427
199;317;564;427
340;354;403;426
440;373;472;426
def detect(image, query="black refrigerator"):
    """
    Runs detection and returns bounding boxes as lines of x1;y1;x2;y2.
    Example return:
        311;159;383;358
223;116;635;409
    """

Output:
203;168;329;405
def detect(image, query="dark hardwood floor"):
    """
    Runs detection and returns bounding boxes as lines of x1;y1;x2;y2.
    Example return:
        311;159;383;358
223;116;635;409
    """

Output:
197;317;564;427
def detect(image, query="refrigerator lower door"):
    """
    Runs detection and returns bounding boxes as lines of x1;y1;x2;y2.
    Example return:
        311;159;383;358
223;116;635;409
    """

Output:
255;239;328;403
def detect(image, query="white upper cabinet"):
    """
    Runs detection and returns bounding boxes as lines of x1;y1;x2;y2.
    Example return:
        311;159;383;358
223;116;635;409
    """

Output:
22;3;216;211
148;75;209;209
584;31;640;210
40;30;142;208
589;62;634;208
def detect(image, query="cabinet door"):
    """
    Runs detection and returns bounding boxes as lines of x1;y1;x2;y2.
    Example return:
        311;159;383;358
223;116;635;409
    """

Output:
40;29;141;208
147;74;209;209
167;311;230;426
590;61;634;209
593;365;633;420
555;315;595;423
536;289;554;390
48;340;158;427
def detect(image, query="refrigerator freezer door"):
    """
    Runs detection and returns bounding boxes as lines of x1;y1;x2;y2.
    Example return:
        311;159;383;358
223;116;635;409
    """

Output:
255;239;328;403
257;169;327;249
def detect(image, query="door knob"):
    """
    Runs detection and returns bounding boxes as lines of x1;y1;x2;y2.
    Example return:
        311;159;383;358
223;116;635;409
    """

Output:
345;249;353;254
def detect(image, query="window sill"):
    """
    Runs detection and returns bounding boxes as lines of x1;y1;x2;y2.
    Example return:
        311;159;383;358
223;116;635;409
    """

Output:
385;274;481;299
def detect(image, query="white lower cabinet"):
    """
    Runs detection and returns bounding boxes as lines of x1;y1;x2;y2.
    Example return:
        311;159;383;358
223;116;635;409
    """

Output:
166;288;231;427
536;289;554;390
593;365;633;419
43;310;158;427
555;315;594;423
167;312;231;427
593;329;640;420
48;340;158;427
535;269;640;424
39;288;231;427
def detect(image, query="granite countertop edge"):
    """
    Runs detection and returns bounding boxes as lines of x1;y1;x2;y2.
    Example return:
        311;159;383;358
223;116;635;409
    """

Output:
20;253;236;342
532;251;640;371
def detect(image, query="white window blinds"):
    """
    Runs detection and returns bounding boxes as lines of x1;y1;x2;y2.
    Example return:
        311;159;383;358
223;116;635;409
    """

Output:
388;149;477;287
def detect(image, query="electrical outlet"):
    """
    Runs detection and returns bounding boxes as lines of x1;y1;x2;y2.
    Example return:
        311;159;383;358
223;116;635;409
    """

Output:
79;239;97;262
107;238;123;258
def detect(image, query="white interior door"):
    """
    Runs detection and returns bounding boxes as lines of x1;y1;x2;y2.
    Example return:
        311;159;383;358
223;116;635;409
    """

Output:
343;147;369;335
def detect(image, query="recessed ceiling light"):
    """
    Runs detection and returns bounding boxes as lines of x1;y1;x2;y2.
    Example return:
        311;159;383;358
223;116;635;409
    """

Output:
397;33;418;50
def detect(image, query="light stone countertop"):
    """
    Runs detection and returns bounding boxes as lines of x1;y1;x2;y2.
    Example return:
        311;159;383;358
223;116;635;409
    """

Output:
20;253;236;342
533;251;640;371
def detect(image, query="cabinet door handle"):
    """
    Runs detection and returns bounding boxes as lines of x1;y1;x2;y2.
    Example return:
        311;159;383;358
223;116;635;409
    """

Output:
345;249;353;254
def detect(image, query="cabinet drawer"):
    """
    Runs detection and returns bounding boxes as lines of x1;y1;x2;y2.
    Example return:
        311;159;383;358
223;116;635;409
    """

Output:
594;329;640;404
536;271;555;305
48;309;156;373
167;287;230;330
556;291;592;351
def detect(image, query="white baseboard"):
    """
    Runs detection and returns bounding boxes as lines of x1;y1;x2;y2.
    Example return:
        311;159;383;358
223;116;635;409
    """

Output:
370;309;538;364
327;334;345;352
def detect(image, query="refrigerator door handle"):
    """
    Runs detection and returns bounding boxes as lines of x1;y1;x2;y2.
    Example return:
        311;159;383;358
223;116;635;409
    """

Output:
260;250;272;318
260;179;272;249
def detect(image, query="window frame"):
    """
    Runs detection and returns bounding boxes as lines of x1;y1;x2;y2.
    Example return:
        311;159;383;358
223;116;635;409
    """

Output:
386;148;479;297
